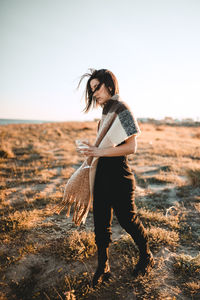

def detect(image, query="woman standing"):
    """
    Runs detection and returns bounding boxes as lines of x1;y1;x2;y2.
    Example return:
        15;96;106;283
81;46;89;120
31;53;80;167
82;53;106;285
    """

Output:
76;69;154;288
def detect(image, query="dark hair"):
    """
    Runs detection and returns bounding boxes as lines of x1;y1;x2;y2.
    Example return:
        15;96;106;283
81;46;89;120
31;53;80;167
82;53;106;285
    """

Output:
77;68;119;113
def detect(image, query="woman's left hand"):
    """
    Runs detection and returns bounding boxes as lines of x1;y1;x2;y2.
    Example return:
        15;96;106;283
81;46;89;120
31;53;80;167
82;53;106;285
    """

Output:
81;146;103;157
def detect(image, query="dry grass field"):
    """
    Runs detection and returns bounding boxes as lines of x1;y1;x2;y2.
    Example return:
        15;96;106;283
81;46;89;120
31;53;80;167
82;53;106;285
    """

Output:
0;121;200;300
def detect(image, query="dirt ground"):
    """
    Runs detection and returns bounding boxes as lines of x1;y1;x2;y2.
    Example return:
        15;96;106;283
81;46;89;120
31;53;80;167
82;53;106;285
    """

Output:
0;121;200;300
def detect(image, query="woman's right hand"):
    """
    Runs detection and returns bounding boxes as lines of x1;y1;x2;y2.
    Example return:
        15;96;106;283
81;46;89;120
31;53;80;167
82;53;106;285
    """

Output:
75;139;92;155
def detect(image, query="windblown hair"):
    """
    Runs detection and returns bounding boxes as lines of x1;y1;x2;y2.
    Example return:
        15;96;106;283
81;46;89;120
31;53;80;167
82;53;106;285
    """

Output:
77;68;119;113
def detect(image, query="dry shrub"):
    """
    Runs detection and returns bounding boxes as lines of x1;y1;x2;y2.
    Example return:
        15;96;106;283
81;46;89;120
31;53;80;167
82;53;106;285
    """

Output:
18;243;38;258
193;132;200;139
64;230;96;260
147;226;179;249
138;208;179;229
0;217;19;232
173;253;200;276
155;126;164;131
8;209;45;229
64;290;76;300
185;168;200;187
64;273;91;300
38;230;96;262
184;281;200;296
0;142;14;158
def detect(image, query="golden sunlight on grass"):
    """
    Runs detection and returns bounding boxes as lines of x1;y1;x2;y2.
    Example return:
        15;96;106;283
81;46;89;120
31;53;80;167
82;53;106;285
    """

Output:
148;226;179;249
8;209;45;229
0;121;199;299
138;208;179;229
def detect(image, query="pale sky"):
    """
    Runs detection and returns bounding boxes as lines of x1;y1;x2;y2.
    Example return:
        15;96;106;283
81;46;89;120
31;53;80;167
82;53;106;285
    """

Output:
1;0;200;121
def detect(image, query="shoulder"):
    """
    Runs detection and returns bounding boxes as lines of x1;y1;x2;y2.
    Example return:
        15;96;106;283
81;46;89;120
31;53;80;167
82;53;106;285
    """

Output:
103;95;132;115
118;100;131;111
112;99;132;115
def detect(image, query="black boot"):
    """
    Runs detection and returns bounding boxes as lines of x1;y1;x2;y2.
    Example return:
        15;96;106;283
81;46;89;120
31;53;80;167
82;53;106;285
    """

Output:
132;250;154;277
125;214;155;277
92;245;111;288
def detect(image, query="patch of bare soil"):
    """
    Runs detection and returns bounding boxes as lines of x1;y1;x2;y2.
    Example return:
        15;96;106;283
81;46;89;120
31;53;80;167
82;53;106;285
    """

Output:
0;121;200;300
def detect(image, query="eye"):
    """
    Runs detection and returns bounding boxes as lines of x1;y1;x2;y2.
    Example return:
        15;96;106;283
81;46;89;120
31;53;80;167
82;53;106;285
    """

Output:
92;83;102;94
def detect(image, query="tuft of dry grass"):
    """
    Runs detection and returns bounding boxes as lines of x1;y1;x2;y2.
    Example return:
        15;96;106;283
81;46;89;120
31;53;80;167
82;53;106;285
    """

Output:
185;168;200;187
112;226;179;254
193;131;200;139
147;226;179;250
173;252;200;275
66;230;96;260
0;142;14;158
138;208;179;229
38;230;97;262
7;209;45;229
184;281;200;297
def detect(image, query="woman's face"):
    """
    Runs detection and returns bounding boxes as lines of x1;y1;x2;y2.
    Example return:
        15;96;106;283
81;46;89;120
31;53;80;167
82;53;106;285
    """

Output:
90;78;111;106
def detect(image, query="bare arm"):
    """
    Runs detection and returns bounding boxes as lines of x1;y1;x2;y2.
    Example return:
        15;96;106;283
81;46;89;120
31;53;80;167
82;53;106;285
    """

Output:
80;135;137;157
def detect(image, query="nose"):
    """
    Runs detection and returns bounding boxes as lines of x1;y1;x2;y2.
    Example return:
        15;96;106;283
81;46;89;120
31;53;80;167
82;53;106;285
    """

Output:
93;90;98;96
93;89;99;99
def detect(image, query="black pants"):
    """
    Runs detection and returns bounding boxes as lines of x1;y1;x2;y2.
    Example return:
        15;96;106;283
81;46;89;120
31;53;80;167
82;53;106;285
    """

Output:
93;156;149;255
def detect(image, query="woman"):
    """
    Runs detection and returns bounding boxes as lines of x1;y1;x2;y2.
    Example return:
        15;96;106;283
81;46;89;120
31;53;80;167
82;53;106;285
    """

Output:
77;69;154;288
